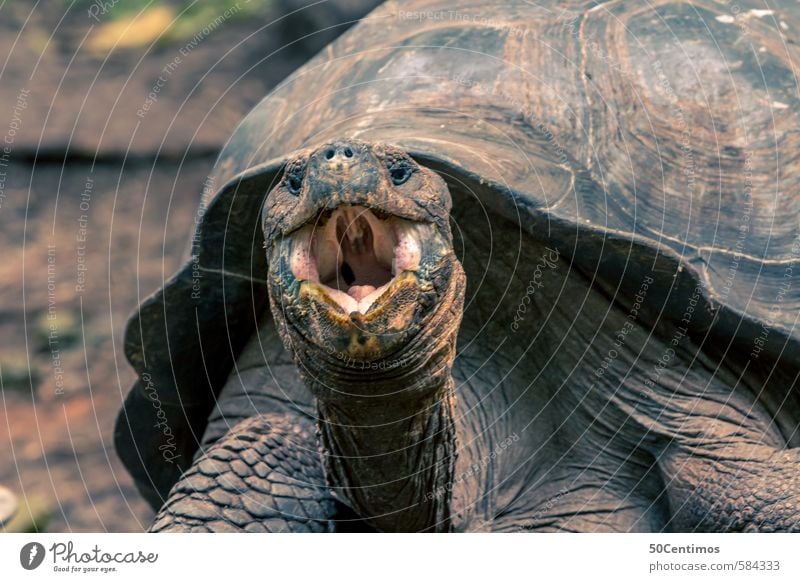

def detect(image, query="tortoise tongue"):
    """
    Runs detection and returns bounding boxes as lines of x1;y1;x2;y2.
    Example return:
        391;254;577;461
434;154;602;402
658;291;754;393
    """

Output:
347;284;377;301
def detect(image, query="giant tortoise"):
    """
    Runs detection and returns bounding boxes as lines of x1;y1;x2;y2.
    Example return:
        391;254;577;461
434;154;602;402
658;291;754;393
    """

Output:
115;0;800;532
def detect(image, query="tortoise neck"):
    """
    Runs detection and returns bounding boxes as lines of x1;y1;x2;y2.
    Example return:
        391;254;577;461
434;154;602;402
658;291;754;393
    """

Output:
286;257;467;531
316;372;457;533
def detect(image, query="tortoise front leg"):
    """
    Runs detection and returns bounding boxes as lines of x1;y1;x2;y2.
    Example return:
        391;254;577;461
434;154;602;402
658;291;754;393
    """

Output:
593;321;800;532
658;441;800;532
625;360;800;531
150;414;337;533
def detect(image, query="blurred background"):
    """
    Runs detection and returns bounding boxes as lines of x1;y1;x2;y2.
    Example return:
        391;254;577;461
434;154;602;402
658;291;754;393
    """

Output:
0;0;380;532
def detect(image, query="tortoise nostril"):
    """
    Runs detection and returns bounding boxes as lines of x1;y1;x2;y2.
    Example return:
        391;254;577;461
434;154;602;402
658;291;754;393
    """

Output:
321;144;359;165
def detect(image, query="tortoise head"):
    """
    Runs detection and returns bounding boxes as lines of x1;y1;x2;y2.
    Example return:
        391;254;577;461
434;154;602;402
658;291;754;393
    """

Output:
263;139;466;400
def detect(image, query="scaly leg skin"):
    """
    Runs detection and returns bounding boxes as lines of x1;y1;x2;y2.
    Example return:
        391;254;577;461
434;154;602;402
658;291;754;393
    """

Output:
659;442;800;532
150;414;337;533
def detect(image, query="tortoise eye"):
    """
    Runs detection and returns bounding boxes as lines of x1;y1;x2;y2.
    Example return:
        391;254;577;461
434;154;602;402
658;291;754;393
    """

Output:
284;160;306;196
388;159;413;185
286;174;303;195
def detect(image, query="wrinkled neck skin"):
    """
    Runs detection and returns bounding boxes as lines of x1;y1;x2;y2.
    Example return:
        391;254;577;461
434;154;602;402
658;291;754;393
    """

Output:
313;342;458;533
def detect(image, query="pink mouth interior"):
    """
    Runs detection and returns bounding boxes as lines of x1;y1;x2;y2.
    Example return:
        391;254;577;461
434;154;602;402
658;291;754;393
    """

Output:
289;206;421;314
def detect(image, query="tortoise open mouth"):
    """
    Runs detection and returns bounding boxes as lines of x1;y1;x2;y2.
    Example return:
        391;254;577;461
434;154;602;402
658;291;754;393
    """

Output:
288;205;424;314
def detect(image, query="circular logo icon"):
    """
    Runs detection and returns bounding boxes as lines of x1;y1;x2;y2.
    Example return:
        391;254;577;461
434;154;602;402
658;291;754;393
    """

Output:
20;542;46;570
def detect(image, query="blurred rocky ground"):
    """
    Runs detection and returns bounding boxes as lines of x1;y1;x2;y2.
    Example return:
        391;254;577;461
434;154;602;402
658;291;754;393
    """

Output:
0;0;380;532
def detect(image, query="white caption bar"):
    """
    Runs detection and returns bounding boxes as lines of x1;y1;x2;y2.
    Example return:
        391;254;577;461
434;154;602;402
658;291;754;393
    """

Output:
0;533;798;582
